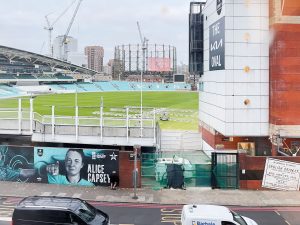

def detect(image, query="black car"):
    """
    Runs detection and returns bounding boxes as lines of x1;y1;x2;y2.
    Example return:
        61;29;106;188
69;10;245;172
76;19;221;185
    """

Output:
12;196;110;225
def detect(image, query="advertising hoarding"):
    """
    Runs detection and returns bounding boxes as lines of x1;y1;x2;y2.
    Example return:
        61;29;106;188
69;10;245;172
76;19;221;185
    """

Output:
148;57;171;72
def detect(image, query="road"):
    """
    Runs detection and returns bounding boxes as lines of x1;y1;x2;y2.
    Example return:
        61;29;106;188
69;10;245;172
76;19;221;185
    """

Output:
0;197;300;225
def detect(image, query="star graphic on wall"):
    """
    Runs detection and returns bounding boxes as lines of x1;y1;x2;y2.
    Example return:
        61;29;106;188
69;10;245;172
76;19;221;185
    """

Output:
110;152;118;160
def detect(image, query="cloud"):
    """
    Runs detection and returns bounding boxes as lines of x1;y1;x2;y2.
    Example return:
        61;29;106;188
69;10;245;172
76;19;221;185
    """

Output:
0;0;190;64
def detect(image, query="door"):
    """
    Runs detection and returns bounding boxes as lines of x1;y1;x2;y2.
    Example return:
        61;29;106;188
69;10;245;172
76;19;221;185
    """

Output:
211;152;239;189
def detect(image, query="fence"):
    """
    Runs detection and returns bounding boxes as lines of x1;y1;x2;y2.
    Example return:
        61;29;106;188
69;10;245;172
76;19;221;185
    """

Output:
141;151;211;189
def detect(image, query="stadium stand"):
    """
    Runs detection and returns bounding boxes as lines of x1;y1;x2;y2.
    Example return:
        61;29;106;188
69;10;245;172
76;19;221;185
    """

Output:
0;74;16;79
54;73;74;80
93;81;116;91
76;82;101;92
15;74;36;79
0;81;191;98
45;81;191;93
0;84;21;98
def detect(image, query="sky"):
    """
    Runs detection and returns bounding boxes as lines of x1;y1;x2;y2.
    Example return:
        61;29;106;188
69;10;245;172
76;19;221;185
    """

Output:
0;0;191;65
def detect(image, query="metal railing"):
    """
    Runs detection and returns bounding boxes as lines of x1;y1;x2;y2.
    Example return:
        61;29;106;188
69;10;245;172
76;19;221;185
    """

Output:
0;101;156;143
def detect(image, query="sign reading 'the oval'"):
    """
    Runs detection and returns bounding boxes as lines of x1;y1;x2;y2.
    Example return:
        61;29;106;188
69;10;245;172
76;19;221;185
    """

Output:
209;16;225;71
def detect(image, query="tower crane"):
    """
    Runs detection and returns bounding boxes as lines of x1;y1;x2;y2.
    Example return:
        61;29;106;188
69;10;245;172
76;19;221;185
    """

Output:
137;22;148;53
61;0;83;61
44;0;76;57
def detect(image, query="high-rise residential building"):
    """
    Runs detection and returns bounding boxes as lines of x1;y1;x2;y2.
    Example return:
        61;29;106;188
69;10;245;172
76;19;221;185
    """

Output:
84;46;104;72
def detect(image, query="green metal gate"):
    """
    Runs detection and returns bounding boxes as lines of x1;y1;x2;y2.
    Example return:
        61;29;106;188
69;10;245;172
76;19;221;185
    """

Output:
141;151;211;189
211;152;239;189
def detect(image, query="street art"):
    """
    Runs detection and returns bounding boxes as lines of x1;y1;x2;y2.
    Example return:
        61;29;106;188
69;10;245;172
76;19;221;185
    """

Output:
0;145;119;187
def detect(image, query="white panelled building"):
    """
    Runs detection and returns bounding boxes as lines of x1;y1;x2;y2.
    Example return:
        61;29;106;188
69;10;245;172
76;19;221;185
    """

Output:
199;0;270;153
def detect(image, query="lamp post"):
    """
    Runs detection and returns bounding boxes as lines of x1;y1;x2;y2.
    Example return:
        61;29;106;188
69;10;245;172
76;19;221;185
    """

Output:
137;21;148;138
132;145;140;199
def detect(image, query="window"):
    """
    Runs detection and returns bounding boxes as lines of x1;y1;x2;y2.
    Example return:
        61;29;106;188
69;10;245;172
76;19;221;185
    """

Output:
75;202;96;222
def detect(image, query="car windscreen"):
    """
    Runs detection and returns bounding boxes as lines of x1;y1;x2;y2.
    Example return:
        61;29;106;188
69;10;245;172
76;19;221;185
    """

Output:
75;202;96;222
230;210;248;225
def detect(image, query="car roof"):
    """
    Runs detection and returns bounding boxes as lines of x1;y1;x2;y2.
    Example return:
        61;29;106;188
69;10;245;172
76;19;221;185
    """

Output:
182;204;233;221
16;196;83;212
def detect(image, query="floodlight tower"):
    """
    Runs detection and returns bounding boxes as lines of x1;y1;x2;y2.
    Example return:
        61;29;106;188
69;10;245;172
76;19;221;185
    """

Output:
137;21;148;139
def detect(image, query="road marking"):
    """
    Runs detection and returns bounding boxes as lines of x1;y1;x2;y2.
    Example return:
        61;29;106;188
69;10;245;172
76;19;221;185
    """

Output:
41;192;52;196
72;193;82;198
285;220;291;225
160;208;181;225
0;207;14;217
275;211;281;216
0;217;11;221
57;192;67;197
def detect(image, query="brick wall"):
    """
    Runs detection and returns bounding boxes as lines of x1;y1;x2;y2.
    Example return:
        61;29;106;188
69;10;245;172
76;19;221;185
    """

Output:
201;125;271;155
270;23;300;125
119;150;141;188
239;152;300;189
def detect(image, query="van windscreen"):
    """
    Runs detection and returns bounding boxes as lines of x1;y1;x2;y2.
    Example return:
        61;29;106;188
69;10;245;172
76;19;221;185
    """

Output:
230;210;247;225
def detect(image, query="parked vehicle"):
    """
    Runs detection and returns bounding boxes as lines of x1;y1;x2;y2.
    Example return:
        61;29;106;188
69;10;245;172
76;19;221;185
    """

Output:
181;204;258;225
12;196;110;225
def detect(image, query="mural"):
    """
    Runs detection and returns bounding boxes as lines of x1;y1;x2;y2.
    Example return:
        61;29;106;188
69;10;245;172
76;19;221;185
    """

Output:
0;146;35;182
34;147;119;186
0;145;119;187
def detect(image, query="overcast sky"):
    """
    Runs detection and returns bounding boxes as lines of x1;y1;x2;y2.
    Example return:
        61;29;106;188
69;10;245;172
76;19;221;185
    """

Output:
0;0;191;64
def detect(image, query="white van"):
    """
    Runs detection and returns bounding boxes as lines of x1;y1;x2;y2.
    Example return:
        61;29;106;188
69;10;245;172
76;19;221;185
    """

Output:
181;204;258;225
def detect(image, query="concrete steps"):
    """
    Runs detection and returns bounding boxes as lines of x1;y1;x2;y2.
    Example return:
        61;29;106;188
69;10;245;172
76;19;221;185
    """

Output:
160;130;202;151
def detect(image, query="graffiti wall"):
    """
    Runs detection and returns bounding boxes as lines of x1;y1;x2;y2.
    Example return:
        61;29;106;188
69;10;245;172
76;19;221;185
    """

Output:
0;145;119;187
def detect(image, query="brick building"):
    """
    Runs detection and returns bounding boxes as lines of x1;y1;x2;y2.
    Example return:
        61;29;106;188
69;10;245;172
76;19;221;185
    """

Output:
84;46;104;72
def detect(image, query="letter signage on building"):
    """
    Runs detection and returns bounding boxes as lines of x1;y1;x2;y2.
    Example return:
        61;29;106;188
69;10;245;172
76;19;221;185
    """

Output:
262;158;300;191
209;16;225;71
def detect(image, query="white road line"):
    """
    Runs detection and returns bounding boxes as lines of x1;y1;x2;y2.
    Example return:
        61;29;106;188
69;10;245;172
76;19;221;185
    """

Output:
0;207;14;216
41;192;52;196
0;217;11;221
57;192;67;197
72;193;82;198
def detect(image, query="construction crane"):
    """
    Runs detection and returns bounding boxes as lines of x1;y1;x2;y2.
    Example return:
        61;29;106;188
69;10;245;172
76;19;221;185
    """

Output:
44;0;76;57
61;0;83;61
137;22;148;54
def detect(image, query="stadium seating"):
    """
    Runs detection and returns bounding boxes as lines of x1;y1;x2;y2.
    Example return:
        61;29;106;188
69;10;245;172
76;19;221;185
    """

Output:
54;73;73;80
0;74;16;79
0;84;21;98
0;81;191;99
93;81;116;91
111;81;133;91
15;74;35;79
76;82;100;92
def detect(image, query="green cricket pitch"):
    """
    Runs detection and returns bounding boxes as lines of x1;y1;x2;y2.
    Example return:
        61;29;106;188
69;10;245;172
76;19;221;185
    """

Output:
0;91;198;130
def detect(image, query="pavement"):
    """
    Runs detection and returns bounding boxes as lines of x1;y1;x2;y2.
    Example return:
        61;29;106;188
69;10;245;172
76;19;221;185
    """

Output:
1;181;300;207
